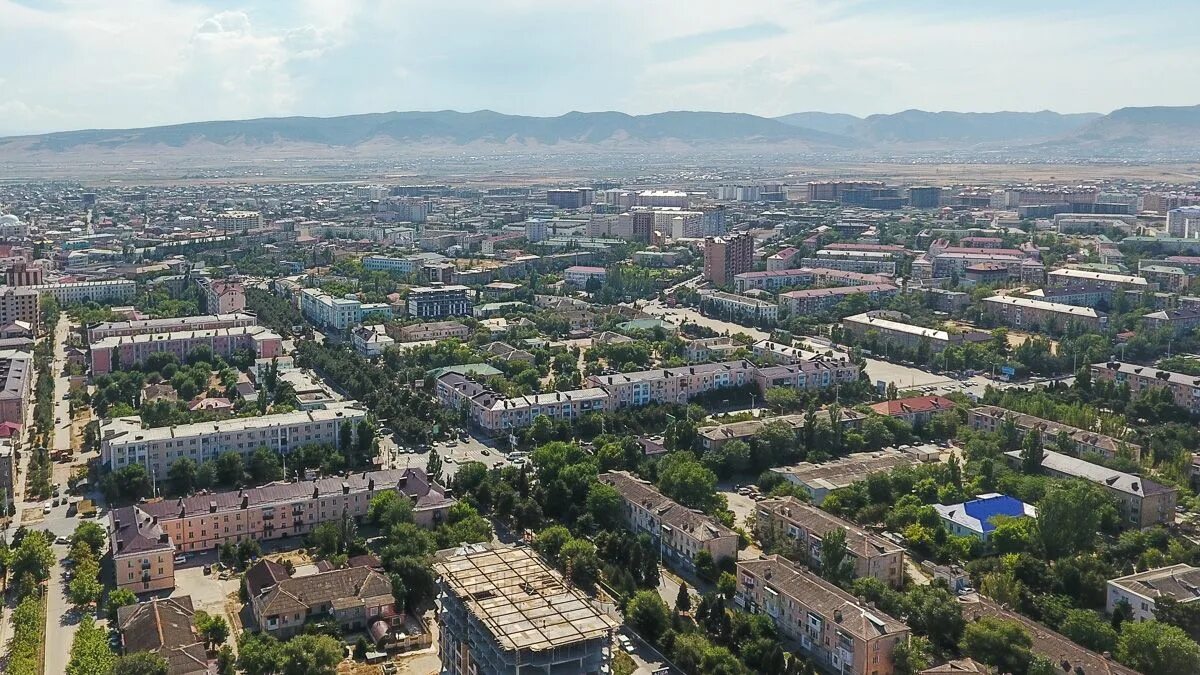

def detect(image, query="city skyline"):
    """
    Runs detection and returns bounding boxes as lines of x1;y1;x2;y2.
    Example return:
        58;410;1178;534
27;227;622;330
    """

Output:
2;0;1198;135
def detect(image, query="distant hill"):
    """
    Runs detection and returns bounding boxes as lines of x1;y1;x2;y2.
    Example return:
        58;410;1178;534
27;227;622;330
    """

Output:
0;110;856;154
1054;105;1200;150
777;109;1101;146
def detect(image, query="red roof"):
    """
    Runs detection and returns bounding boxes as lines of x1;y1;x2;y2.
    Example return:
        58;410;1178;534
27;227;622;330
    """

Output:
0;421;21;437
870;395;956;417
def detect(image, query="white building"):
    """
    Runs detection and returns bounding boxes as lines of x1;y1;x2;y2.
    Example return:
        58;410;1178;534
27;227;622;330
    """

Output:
214;211;262;232
636;190;688;208
351;324;394;358
30;279;136;304
1168;206;1200;239
299;288;393;330
563;266;607;287
1106;564;1200;621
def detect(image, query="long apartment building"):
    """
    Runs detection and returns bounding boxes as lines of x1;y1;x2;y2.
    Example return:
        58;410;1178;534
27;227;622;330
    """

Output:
30;279;136;304
754;359;862;393
755;496;905;588
1047;268;1155;292
435;545;617;675
779;284;899;316
393;321;470;342
1091;361;1200;415
981;295;1107;331
111;467;450;593
1004;449;1176;529
300;288;393;330
100;402;368;478
736;556;910;675
87;312;258;344
912;248;1044;283
90;325;283;375
797;257;896;275
587;360;758;406
968;405;1140;461
600;471;739;572
734;267;891;293
434;372;612;433
698;409;865;451
0;349;32;427
700;291;778;323
406;285;472;318
1107;563;1200;622
842;311;990;354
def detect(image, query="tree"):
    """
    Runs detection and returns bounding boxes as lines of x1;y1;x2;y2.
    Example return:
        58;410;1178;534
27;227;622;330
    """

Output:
1116;620;1200;675
717;572;737;600
67;615;115;675
585;482;623;531
277;633;345;675
368;490;414;528
960;617;1033;675
1060;609;1118;653
195;610;231;648
559;538;600;589
820;527;853;586
676;581;692;613
892;635;932;675
237;538;262;565
626;590;671;643
111;651;170;675
1020;429;1044;474
694;549;717;581
70;521;106;557
214;451;244;486
238;632;283;675
107;587;138;621
247;447;284;485
216;645;236;675
904;585;965;651
533;525;572;564
657;452;719;512
426;450;443;482
1157;596;1200;642
167;457;198;494
67;559;103;607
1037;481;1114;559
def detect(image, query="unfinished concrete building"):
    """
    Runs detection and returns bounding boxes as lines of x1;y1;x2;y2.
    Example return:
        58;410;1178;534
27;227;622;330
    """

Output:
435;545;617;675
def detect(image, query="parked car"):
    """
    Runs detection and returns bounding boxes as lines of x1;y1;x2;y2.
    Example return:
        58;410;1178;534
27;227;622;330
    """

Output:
54;535;69;545
174;555;187;564
43;503;52;514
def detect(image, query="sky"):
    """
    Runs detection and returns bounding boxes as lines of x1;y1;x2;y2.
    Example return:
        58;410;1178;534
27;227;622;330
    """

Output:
0;0;1198;135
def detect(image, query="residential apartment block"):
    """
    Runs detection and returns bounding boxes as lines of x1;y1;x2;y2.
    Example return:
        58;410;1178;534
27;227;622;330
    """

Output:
1106;564;1200;622
755;497;905;588
587;360;757;407
196;277;246;314
87;312;258;344
100;402;368;478
703;231;753;285
797;257;897;275
90;325;282;375
0;349;32;427
393;321;470;342
869;395;957;426
600;471;739;572
734;267;892;294
435;372;612;433
563;265;607;286
1047;268;1155;292
435;545;617;675
1004;449;1176;529
1091;361;1200;415
700;291;778;323
300;288;393;330
1142;307;1200;336
843;311;991;355
736;556;910;675
351;324;394;357
110;507;177;593
779;284;899;316
0;286;38;333
968;405;1140;461
406;285;472;319
30;279;136;304
981;295;1107;331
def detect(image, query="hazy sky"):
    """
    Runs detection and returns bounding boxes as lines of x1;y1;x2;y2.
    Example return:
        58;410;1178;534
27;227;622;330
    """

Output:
1;0;1197;135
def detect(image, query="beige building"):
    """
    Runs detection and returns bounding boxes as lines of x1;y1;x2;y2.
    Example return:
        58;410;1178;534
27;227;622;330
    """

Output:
588;360;758;407
393;321;471;342
251;564;397;639
755;497;905;588
86;313;258;344
110;505;177;593
1092;361;1200;416
981;295;1107;332
600;471;738;573
736;556;910;675
968;405;1140;461
0;286;38;334
1106;563;1200;621
703;231;753;285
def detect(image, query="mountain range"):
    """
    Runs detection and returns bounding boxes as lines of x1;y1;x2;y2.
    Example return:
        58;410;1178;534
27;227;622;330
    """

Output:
2;105;1200;162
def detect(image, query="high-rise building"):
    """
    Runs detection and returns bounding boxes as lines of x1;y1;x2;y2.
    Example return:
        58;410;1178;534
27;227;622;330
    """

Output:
703;231;753;285
908;186;943;209
406;285;473;318
435;545;617;675
0;286;39;331
4;262;41;287
1168;206;1200;238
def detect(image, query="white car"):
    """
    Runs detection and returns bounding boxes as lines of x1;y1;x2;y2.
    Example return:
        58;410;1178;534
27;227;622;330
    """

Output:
43;503;52;514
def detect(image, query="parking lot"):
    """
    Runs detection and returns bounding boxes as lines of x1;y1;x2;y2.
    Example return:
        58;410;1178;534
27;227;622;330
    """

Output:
379;429;514;479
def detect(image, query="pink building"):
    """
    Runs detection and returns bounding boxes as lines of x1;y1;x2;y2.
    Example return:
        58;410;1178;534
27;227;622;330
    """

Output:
91;325;282;374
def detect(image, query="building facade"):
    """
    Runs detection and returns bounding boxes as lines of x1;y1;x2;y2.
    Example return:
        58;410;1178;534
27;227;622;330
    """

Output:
406;285;473;319
703;231;753;285
90;326;283;375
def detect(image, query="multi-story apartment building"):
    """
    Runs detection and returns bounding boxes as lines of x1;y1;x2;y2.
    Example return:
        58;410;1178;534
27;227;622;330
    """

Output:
698;409;865;451
1107;564;1200;622
600;471;739;572
100;402;368;478
1004;449;1176;529
765;247;801;271
87;313;258;344
0;349;32;427
393;321;470;342
435;373;612;433
110;507;176;593
1142;307;1200;336
1091;361;1200;415
30;279;136;304
1047;268;1155;292
563;266;607;287
736;556;910;675
300;288;394;330
214;210;262;232
1167;206;1200;238
700;291;778;323
196;277;246;314
0;286;38;333
351;324;394;357
797;257;897;275
703;231;753;285
750;339;807;364
771;449;930;505
778;284;899;316
588;360;757;407
869;395;957;426
363;254;436;275
406;285;472;319
753;359;861;394
912;249;1043;283
4;262;42;287
981;295;1107;332
0;439;14;516
546;188;593;209
968;405;1140;461
1021;283;1112;308
90;325;283;375
843;311;990;355
734;269;817;293
435;545;617;675
1138;264;1190;292
756;497;905;588
309;224;414;246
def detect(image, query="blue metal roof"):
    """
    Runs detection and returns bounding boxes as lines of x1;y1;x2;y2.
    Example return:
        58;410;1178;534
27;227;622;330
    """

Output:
962;495;1029;533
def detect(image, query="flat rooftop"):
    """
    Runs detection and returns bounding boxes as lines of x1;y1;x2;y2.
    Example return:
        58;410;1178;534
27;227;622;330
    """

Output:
435;546;616;652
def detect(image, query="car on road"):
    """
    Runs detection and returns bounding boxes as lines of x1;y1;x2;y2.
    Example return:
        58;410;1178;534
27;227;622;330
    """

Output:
174;555;187;564
43;502;52;514
481;449;490;456
54;535;69;545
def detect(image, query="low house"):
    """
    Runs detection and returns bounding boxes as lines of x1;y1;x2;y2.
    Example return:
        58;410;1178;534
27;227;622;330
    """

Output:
933;493;1036;543
869;395;956;426
116;596;209;675
250;565;400;639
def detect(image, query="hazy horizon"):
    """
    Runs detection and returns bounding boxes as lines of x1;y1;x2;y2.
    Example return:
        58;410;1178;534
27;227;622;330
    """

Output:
2;0;1198;136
